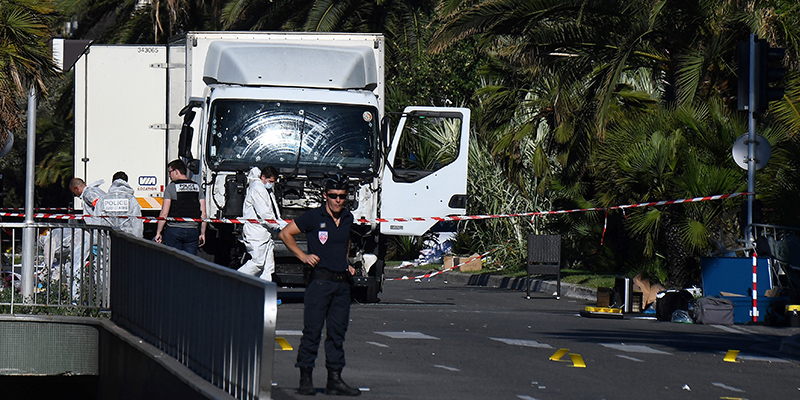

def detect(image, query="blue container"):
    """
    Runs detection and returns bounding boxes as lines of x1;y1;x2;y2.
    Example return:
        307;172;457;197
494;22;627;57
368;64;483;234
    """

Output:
701;257;777;323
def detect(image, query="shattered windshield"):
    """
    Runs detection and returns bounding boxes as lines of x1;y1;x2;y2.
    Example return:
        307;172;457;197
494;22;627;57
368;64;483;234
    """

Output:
206;100;377;174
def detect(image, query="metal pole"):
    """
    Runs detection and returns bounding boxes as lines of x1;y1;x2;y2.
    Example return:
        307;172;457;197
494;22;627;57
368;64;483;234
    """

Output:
21;85;37;303
752;249;758;322
746;34;757;249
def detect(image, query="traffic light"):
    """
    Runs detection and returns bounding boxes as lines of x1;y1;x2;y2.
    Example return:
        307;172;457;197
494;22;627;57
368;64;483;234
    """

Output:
753;39;786;114
737;41;750;111
736;37;786;114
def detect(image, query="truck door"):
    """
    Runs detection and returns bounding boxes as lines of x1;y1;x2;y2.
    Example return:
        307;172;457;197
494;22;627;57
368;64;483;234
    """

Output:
74;45;168;211
380;107;470;236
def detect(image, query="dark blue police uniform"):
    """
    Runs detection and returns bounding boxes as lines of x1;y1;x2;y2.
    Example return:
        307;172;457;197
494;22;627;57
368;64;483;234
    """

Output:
294;205;354;371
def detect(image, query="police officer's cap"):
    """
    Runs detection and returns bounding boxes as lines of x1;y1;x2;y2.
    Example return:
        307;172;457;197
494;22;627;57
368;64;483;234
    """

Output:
325;174;348;191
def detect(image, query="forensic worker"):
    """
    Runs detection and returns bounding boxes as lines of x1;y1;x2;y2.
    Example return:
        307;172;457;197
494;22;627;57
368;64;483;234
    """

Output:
238;166;284;281
155;159;207;255
67;177;107;298
69;177;106;225
95;175;143;237
279;176;361;397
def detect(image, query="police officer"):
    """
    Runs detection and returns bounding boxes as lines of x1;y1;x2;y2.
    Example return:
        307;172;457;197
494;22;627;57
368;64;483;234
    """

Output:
279;176;360;396
155;159;207;255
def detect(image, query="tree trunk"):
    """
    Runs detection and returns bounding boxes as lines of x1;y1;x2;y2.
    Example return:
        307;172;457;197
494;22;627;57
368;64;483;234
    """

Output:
662;213;692;289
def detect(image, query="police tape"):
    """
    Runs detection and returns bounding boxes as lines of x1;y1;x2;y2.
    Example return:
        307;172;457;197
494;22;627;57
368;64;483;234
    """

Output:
0;207;74;212
0;191;750;225
385;244;504;282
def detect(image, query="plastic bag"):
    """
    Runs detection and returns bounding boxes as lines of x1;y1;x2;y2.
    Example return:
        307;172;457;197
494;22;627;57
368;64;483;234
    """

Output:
671;309;693;323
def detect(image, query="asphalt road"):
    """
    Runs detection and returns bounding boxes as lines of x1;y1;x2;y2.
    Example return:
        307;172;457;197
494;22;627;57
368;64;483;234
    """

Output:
271;272;800;400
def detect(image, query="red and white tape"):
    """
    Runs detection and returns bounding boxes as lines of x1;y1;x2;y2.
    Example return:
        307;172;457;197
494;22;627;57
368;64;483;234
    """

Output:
0;192;749;226
0;207;73;212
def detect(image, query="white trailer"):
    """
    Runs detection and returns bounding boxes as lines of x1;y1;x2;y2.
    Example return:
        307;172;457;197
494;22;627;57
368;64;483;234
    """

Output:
74;32;470;301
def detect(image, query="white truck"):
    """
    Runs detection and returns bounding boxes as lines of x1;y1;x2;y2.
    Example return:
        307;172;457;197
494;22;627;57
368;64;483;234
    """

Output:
73;32;470;301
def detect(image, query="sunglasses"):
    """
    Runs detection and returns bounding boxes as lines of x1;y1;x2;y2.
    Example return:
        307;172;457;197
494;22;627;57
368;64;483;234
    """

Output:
326;193;347;200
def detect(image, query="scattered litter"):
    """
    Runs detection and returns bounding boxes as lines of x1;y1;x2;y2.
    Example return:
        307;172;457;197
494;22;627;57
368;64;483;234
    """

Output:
682;384;690;391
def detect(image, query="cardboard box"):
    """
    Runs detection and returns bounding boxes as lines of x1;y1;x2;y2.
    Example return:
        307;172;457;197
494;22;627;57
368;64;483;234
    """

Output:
444;254;482;272
597;287;613;307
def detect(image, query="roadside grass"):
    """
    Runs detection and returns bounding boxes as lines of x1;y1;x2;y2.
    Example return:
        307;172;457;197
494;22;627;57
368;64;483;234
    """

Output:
385;261;615;289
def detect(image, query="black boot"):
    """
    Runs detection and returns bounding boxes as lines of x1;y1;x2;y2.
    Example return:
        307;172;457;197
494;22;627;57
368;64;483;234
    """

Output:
325;369;361;396
298;367;315;395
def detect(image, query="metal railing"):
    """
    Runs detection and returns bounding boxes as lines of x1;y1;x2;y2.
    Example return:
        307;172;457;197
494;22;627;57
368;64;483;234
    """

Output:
1;221;111;312
751;223;800;292
110;231;276;400
752;223;800;263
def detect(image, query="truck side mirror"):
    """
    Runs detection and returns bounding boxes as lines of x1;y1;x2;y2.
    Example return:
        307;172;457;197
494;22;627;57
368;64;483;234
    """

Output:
178;100;203;159
178;111;196;159
380;116;392;153
187;158;200;175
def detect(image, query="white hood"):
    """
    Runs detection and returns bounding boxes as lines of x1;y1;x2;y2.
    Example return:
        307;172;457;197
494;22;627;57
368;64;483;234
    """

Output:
108;179;135;196
247;166;262;185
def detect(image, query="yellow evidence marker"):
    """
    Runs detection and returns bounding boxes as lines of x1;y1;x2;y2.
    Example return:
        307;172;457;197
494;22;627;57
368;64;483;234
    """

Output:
569;353;586;368
549;348;570;361
275;337;293;351
723;349;740;363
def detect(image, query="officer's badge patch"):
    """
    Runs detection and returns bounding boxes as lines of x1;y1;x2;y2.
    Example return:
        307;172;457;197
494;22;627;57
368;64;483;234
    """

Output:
319;231;328;244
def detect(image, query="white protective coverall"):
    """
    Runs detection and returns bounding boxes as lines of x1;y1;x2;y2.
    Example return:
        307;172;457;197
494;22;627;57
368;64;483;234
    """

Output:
95;179;143;237
238;167;282;281
80;179;106;225
72;179;106;298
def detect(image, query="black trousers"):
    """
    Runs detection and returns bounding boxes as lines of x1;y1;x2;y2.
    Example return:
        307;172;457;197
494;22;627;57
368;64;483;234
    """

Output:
295;279;352;370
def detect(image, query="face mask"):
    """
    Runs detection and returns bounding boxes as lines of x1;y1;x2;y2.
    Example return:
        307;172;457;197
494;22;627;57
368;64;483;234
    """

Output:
264;182;274;190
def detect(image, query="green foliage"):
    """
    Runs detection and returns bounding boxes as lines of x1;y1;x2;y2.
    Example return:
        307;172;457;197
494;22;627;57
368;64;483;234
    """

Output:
457;133;557;273
386;39;485;111
386;235;423;261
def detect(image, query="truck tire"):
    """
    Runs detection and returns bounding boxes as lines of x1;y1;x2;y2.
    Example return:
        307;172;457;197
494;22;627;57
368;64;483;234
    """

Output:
364;279;380;303
363;259;385;303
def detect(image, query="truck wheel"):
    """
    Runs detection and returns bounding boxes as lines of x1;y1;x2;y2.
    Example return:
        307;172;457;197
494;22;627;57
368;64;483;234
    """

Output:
364;280;380;303
362;259;385;303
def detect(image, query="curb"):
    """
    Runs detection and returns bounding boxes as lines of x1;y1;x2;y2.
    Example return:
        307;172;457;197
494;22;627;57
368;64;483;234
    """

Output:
779;335;800;358
385;268;596;302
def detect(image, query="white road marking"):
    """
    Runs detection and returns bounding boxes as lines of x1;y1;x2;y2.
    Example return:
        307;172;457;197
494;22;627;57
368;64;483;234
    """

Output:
712;382;745;392
275;330;302;336
366;341;389;348
404;298;425;303
517;395;541;400
489;337;553;349
616;354;644;362
375;331;440;340
433;364;460;372
600;343;671;355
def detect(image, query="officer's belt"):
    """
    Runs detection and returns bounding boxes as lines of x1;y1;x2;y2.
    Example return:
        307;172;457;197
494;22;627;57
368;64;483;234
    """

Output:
311;268;349;282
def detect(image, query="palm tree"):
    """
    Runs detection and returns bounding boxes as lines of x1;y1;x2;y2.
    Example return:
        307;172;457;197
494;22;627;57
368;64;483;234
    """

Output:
0;0;58;139
592;98;774;286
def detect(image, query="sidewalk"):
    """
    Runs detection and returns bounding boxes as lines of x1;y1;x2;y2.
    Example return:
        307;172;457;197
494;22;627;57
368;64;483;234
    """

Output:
385;266;595;301
384;266;800;359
